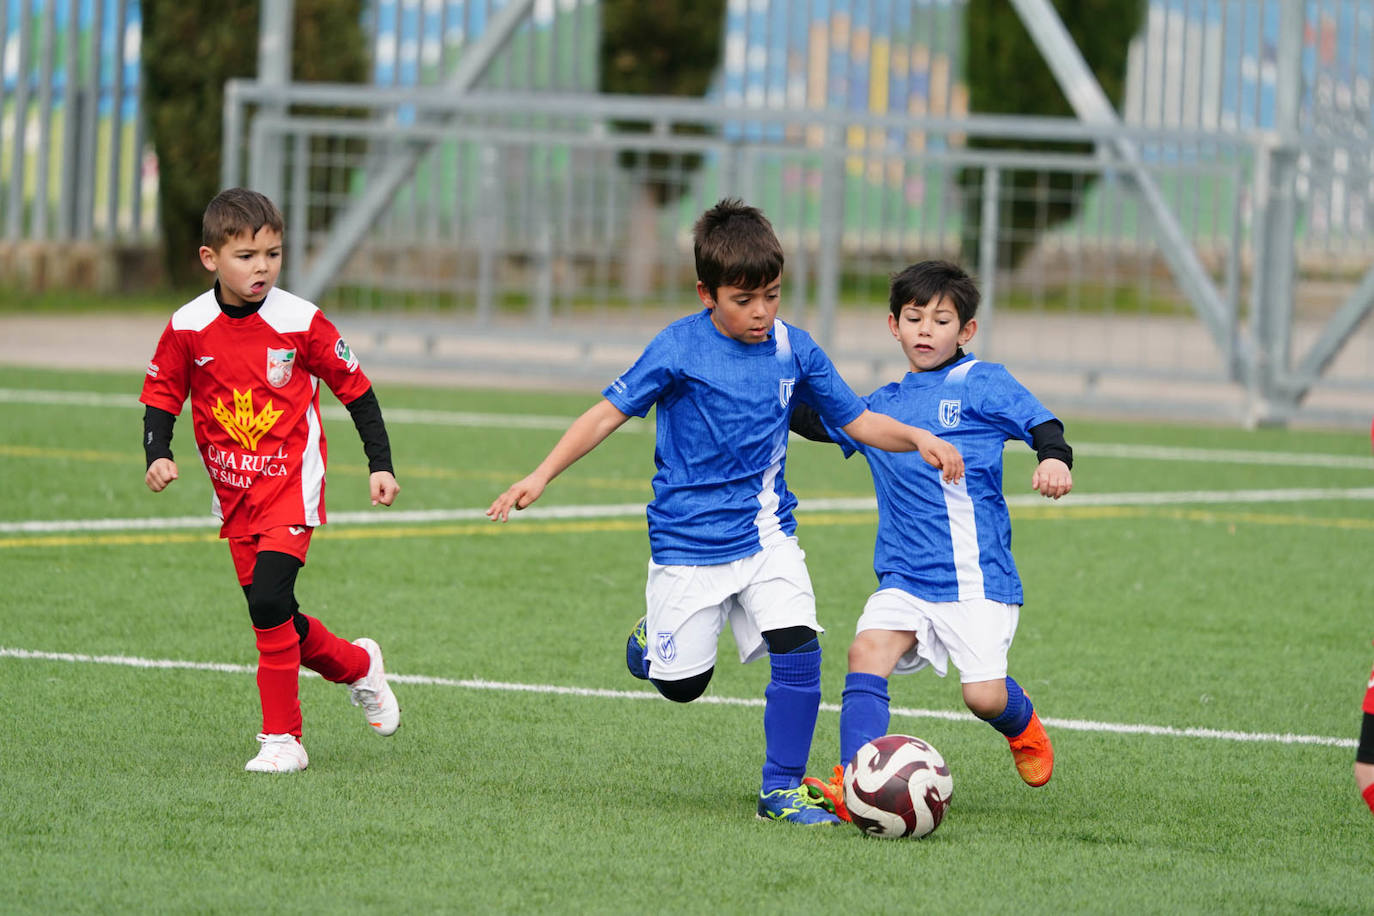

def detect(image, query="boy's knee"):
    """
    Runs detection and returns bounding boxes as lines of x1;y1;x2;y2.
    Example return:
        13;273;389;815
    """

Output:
848;630;906;673
961;679;1008;719
652;668;714;703
245;583;298;630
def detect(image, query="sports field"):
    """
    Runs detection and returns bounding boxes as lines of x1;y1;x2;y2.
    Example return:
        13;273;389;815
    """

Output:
3;363;1373;913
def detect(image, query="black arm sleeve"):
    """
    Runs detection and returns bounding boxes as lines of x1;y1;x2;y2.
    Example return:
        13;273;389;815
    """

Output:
344;387;395;475
143;405;176;468
1029;419;1073;469
789;402;834;443
1359;712;1374;765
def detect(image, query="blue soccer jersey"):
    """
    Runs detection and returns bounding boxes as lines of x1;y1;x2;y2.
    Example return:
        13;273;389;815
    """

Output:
826;354;1056;604
604;309;865;565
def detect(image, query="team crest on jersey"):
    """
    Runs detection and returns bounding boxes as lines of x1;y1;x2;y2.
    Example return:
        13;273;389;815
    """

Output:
334;337;359;372
938;399;962;429
211;388;283;451
265;348;296;388
778;378;796;408
656;631;677;663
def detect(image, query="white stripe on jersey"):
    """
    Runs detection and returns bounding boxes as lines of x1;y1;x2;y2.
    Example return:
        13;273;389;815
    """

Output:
300;377;325;527
941;479;984;599
773;319;792;360
946;358;979;383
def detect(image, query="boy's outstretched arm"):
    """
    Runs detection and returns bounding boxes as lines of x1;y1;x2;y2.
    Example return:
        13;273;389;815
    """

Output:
841;409;964;482
487;398;631;521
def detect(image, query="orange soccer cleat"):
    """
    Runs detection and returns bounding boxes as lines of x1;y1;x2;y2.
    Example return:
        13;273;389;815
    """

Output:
802;764;852;822
1007;711;1054;787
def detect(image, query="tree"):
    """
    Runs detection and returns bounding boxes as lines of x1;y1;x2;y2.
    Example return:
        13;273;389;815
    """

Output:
960;0;1144;269
142;1;368;288
599;0;727;297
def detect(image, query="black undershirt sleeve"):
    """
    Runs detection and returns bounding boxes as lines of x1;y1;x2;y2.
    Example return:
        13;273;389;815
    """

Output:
1029;419;1073;469
143;405;177;468
344;386;395;475
789;402;834;443
1358;712;1374;764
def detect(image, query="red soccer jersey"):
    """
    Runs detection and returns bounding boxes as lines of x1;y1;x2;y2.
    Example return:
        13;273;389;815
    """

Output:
140;287;373;537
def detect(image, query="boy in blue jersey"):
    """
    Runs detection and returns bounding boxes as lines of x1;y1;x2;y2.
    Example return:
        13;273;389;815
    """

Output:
488;200;964;825
790;260;1073;822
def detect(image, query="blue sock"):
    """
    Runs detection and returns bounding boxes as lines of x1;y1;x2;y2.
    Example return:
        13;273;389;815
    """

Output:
760;647;822;794
840;672;891;770
982;676;1034;737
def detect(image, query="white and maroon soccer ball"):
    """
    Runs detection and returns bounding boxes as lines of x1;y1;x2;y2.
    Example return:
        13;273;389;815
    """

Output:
843;734;953;839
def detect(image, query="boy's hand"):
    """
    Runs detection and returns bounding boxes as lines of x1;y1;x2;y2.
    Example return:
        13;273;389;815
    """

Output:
917;431;964;483
145;458;178;492
487;474;547;522
1031;458;1072;499
369;470;400;506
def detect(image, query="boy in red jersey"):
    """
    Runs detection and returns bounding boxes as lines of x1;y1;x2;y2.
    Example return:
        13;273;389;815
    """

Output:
140;188;401;773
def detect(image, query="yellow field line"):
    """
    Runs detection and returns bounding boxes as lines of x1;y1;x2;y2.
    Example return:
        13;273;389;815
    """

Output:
3;503;1372;550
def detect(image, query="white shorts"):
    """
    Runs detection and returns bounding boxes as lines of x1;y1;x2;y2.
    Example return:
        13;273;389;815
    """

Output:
642;537;822;680
856;588;1019;683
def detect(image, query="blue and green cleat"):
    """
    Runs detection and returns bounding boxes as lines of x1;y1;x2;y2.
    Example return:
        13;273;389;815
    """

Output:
756;786;843;825
626;616;650;680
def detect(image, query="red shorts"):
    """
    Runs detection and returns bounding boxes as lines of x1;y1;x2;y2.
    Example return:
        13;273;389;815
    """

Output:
227;525;314;586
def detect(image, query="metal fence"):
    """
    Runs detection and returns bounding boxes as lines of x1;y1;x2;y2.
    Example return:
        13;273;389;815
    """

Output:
224;82;1374;425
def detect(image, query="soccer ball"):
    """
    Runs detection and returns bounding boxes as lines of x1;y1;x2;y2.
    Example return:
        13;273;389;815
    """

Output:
843;734;953;839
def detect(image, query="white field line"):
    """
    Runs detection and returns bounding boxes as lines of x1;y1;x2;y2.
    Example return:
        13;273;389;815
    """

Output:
5;488;1374;535
0;645;1354;749
3;386;1372;468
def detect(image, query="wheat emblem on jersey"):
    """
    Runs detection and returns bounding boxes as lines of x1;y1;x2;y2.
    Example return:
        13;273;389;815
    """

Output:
266;348;296;388
212;388;284;451
938;399;961;429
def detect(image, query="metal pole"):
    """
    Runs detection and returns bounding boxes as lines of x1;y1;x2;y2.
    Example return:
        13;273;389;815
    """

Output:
255;0;294;205
977;166;1001;355
1255;0;1303;410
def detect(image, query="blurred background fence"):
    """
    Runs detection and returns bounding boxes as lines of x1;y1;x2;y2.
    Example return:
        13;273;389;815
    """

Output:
4;0;1374;426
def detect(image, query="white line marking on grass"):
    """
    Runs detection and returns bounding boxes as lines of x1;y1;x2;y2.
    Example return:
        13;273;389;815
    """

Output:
6;487;1374;535
0;388;636;433
1074;442;1374;470
6;388;1373;468
0;645;1355;749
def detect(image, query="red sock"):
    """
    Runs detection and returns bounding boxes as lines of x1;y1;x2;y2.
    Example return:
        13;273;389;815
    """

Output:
1363;783;1374;815
298;614;369;684
255;621;302;737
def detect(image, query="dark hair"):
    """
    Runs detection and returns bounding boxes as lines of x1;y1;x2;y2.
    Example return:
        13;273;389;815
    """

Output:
889;260;980;325
692;197;784;296
202;187;284;250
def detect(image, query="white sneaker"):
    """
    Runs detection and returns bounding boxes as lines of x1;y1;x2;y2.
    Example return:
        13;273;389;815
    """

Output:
244;733;308;773
349;637;400;736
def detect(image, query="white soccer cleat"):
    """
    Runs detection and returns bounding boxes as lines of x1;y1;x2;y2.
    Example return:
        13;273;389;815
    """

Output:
348;637;400;736
244;733;309;773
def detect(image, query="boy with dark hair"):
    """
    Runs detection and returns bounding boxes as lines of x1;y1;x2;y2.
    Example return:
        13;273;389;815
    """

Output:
791;259;1073;821
141;187;402;773
488;199;964;824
